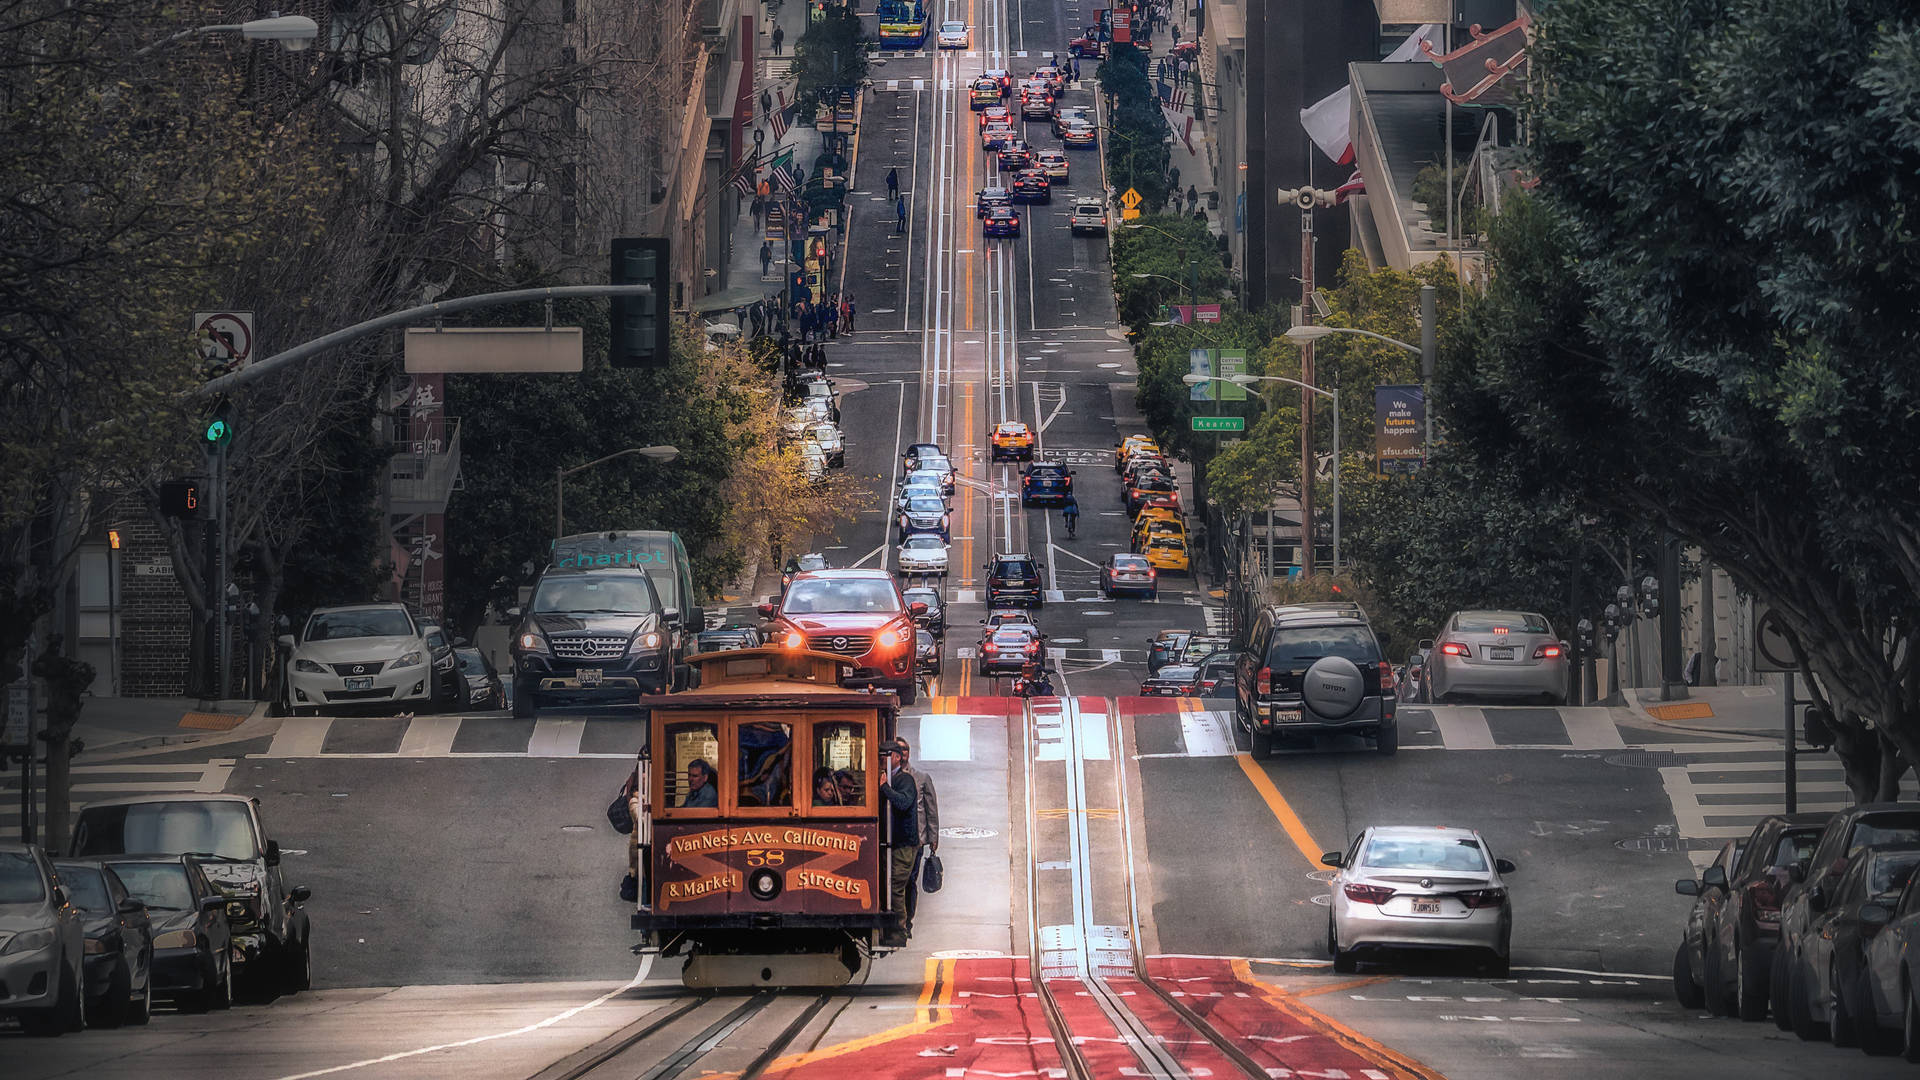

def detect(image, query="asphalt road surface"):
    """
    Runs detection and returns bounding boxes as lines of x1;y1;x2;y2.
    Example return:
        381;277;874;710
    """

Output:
7;7;1892;1078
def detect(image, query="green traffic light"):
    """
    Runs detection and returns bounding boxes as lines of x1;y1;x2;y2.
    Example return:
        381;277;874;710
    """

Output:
204;418;230;444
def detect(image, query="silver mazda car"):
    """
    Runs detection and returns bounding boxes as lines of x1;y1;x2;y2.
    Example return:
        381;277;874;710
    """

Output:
1424;609;1570;704
1322;825;1517;975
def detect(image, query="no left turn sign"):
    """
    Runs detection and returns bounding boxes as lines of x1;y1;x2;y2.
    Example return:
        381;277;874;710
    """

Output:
194;311;255;375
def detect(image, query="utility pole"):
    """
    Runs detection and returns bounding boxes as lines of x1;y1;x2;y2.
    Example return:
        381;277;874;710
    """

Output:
1298;208;1316;578
1659;533;1689;701
1420;284;1437;457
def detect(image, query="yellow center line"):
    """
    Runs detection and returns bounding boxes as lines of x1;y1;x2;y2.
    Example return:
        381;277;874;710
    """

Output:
1233;751;1326;866
1230;959;1450;1080
747;958;956;1075
957;383;977;698
1287;975;1395;999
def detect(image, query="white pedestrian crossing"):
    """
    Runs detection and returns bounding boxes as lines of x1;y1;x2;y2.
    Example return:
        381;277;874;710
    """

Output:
0;760;237;827
1656;745;1848;864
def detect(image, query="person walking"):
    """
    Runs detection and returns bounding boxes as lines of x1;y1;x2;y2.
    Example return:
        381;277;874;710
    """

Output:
759;240;773;277
896;194;908;233
880;739;920;946
761;88;773;117
891;737;939;930
772;24;784;55
886;166;900;200
842;293;855;333
1171;22;1181;45
1187;184;1200;213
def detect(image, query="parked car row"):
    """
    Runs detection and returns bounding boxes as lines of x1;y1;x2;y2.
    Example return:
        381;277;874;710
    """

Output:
1673;802;1920;1059
1;794;312;1037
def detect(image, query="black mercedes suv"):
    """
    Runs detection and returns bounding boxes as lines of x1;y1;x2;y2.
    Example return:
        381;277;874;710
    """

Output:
508;567;678;716
1232;603;1397;757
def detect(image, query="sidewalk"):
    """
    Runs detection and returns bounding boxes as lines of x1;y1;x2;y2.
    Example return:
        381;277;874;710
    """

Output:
1141;31;1221;236
1621;680;1807;744
73;695;270;756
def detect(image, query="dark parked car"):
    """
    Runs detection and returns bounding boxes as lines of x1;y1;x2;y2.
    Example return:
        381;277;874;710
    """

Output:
100;855;233;1012
985;552;1045;608
53;859;153;1026
1673;838;1745;1010
903;587;947;637
1694;813;1826;1019
978;626;1045;677
1861;863;1920;1057
1790;843;1920;1046
453;646;506;710
71;793;313;1000
0;842;86;1035
915;629;942;677
1773;803;1920;1035
1232;603;1397;757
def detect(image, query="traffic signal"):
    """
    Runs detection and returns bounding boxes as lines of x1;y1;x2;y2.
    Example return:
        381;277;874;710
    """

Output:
202;399;233;448
609;237;670;367
160;480;202;519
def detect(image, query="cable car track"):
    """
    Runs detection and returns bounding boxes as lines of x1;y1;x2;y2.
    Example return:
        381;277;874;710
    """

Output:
539;987;847;1080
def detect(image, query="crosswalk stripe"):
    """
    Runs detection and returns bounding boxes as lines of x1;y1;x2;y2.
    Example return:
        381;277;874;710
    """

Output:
528;718;586;757
269;716;332;757
1429;707;1495;750
397;715;461;756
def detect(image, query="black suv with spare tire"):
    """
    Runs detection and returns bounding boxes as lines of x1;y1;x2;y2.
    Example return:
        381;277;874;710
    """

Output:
1232;603;1397;757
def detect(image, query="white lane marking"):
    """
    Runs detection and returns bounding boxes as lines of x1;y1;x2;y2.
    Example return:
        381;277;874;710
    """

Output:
1430;706;1495;750
1560;708;1626;750
1180;708;1235;757
849;542;891;569
917;714;975;761
266;957;654;1080
527;718;586;757
267;716;332;757
1072;700;1111;761
397;715;461;756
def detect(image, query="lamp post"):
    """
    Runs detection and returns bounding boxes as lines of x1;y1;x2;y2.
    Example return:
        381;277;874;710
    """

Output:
1130;271;1195;305
554;445;680;536
1182;371;1343;574
135;14;319;56
1283;310;1436;456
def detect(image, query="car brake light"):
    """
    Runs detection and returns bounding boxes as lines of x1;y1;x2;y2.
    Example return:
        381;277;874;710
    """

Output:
1439;642;1470;656
983;642;998;654
1147;569;1157;579
1747;878;1780;915
1457;887;1507;909
1380;665;1395;691
1256;666;1272;694
1533;643;1563;658
1343;883;1395;905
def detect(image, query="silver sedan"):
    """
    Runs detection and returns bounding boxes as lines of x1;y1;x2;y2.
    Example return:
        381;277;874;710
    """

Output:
1425;610;1569;704
1322;824;1516;975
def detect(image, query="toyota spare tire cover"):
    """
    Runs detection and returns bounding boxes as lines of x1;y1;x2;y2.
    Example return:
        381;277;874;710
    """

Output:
1301;656;1366;720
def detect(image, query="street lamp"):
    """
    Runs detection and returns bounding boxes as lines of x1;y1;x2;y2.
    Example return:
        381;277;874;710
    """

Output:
136;14;320;57
1283;293;1440;452
1227;373;1343;574
1130;271;1195;304
555;445;680;536
1123;223;1202;308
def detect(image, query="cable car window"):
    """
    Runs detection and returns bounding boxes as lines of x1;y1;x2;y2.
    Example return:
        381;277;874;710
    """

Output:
814;721;868;809
664;722;721;810
738;721;794;808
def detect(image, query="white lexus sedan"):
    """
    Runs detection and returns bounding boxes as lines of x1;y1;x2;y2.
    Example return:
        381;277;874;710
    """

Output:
1322;825;1516;975
282;603;442;715
896;535;950;576
937;21;970;48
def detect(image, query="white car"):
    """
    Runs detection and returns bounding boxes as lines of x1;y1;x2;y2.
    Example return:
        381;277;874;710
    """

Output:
896;535;950;576
1036;148;1069;179
806;422;845;467
800;442;829;481
1322;824;1516;975
895;480;946;512
282;603;447;715
907;465;955;498
937;21;970;48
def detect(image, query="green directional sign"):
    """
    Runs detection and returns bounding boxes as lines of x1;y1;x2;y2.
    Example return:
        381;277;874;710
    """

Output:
1191;416;1245;432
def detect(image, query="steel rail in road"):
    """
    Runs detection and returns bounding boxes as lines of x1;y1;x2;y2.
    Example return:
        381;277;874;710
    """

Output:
532;989;839;1080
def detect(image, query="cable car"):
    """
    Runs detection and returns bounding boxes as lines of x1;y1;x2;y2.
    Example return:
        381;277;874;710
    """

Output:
629;647;907;988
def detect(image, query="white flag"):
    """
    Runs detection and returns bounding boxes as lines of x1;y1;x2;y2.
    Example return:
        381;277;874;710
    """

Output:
1299;24;1443;165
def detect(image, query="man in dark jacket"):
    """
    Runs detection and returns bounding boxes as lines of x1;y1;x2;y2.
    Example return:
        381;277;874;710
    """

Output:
881;738;919;946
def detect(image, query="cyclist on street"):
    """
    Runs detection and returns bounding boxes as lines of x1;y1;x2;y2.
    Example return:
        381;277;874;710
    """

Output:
1061;492;1079;537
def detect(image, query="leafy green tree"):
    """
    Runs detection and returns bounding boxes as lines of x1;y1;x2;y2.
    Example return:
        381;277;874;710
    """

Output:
1097;44;1170;211
794;7;870;115
1111;214;1229;329
1444;0;1920;799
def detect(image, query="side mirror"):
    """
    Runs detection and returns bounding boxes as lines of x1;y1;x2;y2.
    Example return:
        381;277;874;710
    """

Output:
1675;879;1700;896
277;634;296;650
117;896;147;915
506;606;523;619
662;607;682;625
1495;858;1517;875
453;636;471;647
265;839;281;867
289;885;312;904
1861;903;1893;927
200;894;227;912
757;602;776;618
1319;851;1344;868
1701;866;1729;891
276;614;292;631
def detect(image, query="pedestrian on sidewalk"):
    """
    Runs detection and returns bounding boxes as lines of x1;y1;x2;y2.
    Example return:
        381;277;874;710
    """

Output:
1187;184;1199;212
760;240;773;277
842;293;855;333
886;166;899;199
1168;164;1181;194
892;737;940;931
1171;22;1181;45
825;292;839;338
881;738;921;946
896;194;908;232
761;87;772;116
772;25;784;55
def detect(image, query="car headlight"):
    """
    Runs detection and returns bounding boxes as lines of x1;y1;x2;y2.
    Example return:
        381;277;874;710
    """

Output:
1;927;57;955
294;658;327;674
152;929;198;949
518;631;548;652
629;631;662;655
392;650;423;668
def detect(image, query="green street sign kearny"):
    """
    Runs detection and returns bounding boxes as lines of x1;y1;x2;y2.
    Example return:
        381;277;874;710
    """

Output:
1191;416;1245;432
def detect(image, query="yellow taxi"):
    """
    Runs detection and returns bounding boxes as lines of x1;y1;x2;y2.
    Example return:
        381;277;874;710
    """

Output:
969;78;1002;109
1132;513;1187;550
990;420;1036;461
1114;435;1160;473
1140;533;1192;573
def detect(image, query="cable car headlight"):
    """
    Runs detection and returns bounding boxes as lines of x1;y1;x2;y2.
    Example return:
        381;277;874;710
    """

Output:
747;868;784;902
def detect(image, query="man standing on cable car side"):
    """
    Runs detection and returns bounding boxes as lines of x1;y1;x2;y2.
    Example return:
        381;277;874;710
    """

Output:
881;738;919;947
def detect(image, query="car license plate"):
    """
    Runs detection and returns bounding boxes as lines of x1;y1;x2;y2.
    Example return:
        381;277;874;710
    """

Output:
344;676;373;691
1489;646;1514;660
1412;898;1441;915
1275;708;1303;723
577;668;602;687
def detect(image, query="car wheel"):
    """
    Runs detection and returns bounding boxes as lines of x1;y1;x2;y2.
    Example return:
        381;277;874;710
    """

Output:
1734;940;1768;1021
1328;916;1355;974
1482;949;1511;978
1703;943;1731;1016
896;680;918;707
92;958;131;1028
215;953;234;1011
1374;721;1399;756
126;955;153;1025
1148;591;1158;601
1673;942;1705;1009
1830;960;1858;1047
61;955;87;1033
282;932;313;994
1771;947;1796;1030
1788;958;1824;1040
1904;979;1920;1063
512;676;538;719
1250;726;1272;758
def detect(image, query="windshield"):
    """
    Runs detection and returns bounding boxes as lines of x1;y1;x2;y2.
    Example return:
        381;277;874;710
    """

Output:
1847;817;1920;855
1870;851;1920;897
995;560;1037;578
109;862;194;912
1266;625;1381;669
1156;665;1199;681
72;801;259;860
1113;556;1148;569
0;852;44;903
942;21;964;31
1454;611;1552;634
782;578;903;615
57;866;111;912
903;536;943;550
992;631;1034;647
908;498;946;515
306;608;413;641
531;575;658;614
1364;836;1490;873
905;590;941;609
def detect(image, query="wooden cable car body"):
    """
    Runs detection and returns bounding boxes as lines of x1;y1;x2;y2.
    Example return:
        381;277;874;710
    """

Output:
631;647;904;988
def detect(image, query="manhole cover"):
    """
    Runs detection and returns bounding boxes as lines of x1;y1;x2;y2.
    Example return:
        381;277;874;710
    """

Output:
1603;749;1683;769
942;825;998;839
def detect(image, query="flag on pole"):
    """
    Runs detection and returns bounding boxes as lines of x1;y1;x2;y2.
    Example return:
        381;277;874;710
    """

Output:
731;169;756;196
770;103;791;141
1300;24;1441;164
773;161;800;193
765;146;794;176
1333;169;1366;204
